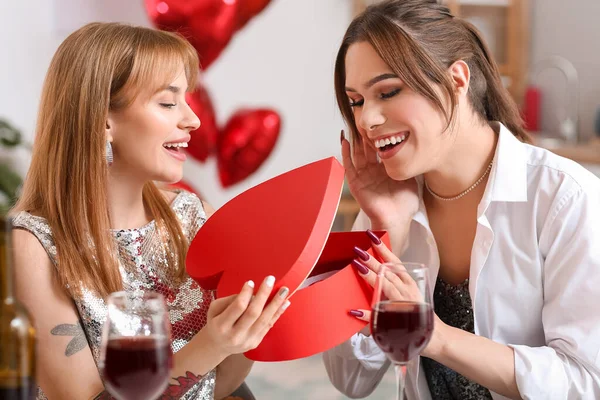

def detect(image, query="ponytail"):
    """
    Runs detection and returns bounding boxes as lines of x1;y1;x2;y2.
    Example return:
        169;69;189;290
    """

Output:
460;19;531;143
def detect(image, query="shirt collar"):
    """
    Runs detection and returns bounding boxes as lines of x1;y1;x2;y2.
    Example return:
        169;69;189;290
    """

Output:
413;122;528;227
483;121;528;204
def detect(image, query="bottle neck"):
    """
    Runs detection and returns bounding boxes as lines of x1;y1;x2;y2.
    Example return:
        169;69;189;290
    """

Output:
0;217;14;300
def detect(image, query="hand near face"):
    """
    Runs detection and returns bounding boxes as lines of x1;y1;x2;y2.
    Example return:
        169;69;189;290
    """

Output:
341;131;419;230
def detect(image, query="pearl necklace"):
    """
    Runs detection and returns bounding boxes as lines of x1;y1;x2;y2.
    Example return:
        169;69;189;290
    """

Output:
425;161;493;201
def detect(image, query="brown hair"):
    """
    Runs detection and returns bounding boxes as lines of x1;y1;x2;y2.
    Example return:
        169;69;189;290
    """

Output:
13;22;199;298
335;0;530;143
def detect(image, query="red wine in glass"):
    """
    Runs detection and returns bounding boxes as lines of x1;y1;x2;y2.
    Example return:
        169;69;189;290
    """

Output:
370;262;432;400
101;291;172;400
371;301;434;364
103;336;171;400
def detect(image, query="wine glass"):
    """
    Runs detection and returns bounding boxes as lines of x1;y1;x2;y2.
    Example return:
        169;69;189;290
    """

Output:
370;262;434;400
100;291;172;400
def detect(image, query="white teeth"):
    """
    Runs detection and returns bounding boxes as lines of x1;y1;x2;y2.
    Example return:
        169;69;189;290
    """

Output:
374;133;408;149
163;142;188;148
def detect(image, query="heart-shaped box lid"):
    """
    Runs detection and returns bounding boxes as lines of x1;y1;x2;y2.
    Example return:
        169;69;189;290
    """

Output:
186;157;384;361
187;157;345;298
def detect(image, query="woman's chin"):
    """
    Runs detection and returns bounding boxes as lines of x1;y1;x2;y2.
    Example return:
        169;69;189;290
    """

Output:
155;171;184;186
383;163;416;182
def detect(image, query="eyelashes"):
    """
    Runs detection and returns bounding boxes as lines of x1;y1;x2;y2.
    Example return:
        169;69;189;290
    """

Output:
349;88;401;108
380;88;400;99
349;99;364;107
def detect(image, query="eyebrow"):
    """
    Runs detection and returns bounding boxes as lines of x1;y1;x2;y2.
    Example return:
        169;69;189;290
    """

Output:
345;73;399;92
165;85;180;94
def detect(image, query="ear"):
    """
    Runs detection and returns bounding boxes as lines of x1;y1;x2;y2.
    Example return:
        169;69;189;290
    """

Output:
105;115;114;143
448;60;470;98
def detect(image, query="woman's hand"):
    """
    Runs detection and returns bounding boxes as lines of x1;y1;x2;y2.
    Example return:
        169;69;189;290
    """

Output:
349;230;422;313
201;276;291;359
341;131;419;230
348;230;447;358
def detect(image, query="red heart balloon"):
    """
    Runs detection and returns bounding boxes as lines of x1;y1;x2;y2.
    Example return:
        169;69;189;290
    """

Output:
217;109;281;187
145;0;239;69
236;0;273;29
186;86;219;162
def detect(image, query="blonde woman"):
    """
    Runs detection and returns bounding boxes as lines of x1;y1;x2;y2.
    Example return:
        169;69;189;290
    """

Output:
11;22;289;400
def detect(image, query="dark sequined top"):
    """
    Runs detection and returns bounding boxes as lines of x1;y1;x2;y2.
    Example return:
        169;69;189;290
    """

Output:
421;277;493;399
13;190;216;400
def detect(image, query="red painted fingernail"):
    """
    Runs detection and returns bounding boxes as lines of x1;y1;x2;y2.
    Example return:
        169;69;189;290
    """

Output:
353;246;370;262
352;259;369;275
349;309;364;317
366;229;382;245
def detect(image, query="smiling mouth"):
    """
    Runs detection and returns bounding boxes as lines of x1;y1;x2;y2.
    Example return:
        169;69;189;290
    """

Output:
163;142;188;154
374;132;409;152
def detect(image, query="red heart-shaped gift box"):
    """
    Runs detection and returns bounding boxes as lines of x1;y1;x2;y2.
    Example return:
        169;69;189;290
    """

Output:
186;157;389;361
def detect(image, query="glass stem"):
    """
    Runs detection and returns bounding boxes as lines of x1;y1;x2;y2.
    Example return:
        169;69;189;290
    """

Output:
394;363;407;400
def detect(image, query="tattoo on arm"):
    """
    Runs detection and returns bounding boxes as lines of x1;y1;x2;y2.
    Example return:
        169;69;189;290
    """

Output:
159;371;206;399
51;322;87;356
92;372;206;399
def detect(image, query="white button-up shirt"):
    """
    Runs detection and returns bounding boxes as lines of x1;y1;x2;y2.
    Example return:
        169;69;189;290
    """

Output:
323;122;600;399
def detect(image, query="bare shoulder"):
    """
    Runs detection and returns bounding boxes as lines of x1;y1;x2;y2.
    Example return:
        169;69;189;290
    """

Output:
201;200;216;218
12;228;53;268
12;228;56;303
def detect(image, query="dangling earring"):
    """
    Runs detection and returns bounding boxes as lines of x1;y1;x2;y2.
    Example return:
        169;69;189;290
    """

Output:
106;141;113;166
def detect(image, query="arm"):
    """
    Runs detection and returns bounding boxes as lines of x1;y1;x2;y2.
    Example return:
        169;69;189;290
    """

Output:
347;234;521;398
426;183;600;399
424;324;520;399
324;136;418;397
214;354;253;399
13;229;108;399
14;229;289;400
322;333;391;399
13;229;228;399
323;211;403;398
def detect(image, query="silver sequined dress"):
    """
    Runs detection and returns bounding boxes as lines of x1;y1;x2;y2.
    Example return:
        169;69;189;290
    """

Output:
13;190;216;400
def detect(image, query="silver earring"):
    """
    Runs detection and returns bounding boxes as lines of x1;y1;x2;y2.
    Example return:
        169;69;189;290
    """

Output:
106;141;113;166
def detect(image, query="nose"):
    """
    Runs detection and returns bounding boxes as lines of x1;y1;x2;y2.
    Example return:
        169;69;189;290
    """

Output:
358;101;386;133
181;103;201;131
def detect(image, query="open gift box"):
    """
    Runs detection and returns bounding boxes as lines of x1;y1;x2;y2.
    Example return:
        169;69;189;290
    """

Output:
186;157;389;361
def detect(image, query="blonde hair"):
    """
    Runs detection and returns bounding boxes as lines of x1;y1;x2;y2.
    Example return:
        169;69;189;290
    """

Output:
14;22;199;298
